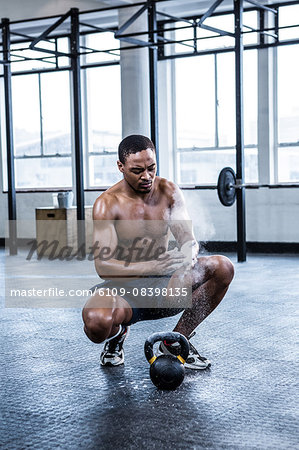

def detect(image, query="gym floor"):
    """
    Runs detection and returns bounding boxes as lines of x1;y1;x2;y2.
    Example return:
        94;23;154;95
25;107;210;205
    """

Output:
0;250;298;449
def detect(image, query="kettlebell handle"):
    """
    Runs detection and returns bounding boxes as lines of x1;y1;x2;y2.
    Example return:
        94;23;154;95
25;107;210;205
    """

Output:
144;331;189;365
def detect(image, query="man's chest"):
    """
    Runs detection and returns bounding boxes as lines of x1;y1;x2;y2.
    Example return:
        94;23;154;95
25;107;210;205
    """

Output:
114;197;171;241
116;197;170;221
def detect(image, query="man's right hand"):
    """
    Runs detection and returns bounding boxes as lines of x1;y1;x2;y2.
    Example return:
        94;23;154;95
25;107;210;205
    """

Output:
150;249;189;275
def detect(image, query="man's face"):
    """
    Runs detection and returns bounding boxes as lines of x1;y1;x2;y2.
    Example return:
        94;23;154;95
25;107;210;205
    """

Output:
118;148;157;193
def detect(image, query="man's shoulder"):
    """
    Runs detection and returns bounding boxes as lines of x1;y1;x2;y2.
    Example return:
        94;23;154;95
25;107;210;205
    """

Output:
158;177;177;191
157;177;181;204
93;185;122;220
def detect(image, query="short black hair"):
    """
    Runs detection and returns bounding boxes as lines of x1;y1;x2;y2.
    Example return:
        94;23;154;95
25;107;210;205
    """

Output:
118;134;155;164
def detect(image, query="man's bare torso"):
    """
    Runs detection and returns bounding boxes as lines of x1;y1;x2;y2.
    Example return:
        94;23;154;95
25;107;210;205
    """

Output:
93;177;176;263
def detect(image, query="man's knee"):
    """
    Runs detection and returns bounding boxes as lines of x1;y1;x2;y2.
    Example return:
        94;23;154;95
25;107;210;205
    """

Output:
82;308;113;343
210;255;234;287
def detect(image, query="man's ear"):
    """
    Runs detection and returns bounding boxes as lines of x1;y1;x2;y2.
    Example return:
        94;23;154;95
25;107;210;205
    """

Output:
117;160;124;173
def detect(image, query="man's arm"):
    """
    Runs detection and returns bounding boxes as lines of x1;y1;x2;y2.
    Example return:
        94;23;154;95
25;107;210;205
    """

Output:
168;183;199;267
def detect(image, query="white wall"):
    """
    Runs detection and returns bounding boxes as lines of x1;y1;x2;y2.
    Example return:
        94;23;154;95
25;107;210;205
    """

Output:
1;188;298;242
184;188;299;243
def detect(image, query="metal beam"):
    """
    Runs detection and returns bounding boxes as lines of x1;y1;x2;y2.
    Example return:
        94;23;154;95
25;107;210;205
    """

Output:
115;3;149;46
10;52;57;64
274;6;279;42
28;46;70;58
2;18;17;255
234;0;246;262
259;10;265;45
157;34;194;50
70;8;85;257
115;3;147;36
30;10;72;50
80;45;120;57
116;35;152;47
245;0;277;14
159;37;299;61
156;10;193;25
28;11;71;57
199;23;234;37
148;0;159;173
79;22;115;33
110;22;193;39
198;0;224;25
196;0;234;38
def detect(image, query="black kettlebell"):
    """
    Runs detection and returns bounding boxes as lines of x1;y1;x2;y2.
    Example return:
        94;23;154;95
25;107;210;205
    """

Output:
144;332;190;390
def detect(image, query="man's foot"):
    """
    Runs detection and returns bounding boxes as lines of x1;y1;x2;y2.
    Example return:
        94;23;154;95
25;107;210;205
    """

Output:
157;331;211;370
100;325;130;366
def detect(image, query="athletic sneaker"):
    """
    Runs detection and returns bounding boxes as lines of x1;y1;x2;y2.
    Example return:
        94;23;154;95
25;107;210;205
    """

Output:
157;331;211;370
100;325;130;367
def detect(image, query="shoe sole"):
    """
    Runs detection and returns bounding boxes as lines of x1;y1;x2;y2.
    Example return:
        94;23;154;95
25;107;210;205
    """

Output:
184;361;211;370
100;330;128;367
157;345;211;370
100;360;124;367
100;353;125;366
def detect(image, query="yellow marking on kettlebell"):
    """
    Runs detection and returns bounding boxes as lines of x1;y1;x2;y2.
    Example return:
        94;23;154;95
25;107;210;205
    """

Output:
149;355;157;365
177;355;185;364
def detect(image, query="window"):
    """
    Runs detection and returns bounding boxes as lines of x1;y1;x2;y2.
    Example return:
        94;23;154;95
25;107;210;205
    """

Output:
1;26;122;191
84;64;122;187
243;49;258;183
11;37;70;73
277;44;299;182
176;55;215;150
201;13;235;50
40;72;72;156
84;32;120;64
279;4;299;41
173;11;257;55
174;21;195;54
12;74;41;157
11;71;72;188
175;49;258;185
217;52;235;147
177;149;236;185
242;11;258;46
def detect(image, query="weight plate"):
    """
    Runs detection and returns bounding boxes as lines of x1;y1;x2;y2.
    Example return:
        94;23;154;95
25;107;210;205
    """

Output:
217;167;236;207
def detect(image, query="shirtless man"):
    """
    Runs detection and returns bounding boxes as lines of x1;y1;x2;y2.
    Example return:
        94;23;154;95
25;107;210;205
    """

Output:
82;135;234;369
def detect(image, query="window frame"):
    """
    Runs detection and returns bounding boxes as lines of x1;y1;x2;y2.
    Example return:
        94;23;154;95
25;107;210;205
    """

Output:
275;40;299;183
158;3;299;187
1;28;121;192
173;48;258;185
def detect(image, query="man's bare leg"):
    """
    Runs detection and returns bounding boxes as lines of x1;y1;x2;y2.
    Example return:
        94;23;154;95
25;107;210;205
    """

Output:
82;293;133;344
172;255;234;337
159;255;234;369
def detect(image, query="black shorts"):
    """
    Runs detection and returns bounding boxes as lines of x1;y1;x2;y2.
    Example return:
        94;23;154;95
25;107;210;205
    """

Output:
90;276;185;326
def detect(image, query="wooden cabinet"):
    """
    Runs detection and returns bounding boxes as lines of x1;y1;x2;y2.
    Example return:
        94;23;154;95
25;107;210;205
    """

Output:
35;207;93;257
